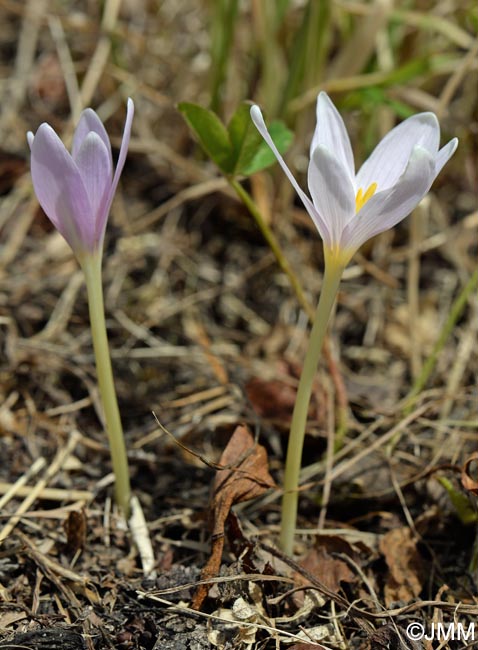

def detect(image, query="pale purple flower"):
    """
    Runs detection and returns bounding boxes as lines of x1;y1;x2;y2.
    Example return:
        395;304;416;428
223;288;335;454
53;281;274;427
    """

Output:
251;93;458;267
28;99;134;256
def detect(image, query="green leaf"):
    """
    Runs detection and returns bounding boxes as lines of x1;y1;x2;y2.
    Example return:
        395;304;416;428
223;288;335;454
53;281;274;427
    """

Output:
178;102;232;172
178;101;293;178
240;120;293;176
437;477;477;525
227;102;265;176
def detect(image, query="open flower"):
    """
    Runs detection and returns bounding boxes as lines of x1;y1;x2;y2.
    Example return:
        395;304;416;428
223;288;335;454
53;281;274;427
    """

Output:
28;99;134;258
251;93;458;268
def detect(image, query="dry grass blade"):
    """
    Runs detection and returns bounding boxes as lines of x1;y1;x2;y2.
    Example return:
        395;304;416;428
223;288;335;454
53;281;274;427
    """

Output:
0;431;83;543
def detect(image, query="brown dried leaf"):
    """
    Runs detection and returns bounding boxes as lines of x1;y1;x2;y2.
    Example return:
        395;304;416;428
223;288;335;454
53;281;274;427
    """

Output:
245;360;328;428
211;424;276;532
379;527;422;606
191;424;276;610
461;452;478;495
245;376;297;421
293;536;357;608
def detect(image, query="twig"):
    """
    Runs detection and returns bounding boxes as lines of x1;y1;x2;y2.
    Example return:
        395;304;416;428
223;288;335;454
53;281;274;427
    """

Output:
0;483;93;503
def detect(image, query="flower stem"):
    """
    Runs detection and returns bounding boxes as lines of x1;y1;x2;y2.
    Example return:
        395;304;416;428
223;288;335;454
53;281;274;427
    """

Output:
81;252;131;518
280;260;343;555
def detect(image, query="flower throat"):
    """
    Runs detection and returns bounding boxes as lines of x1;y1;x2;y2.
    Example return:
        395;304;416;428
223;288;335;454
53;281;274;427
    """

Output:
355;182;377;213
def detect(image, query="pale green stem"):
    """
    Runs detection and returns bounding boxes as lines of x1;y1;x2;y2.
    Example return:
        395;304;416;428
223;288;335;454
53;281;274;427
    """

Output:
280;260;343;555
81;251;131;518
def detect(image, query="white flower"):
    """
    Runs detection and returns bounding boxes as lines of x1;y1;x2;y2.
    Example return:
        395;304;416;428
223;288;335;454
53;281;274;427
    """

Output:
251;93;458;268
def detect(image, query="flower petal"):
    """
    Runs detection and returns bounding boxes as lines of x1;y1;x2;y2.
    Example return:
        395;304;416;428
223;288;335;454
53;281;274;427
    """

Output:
434;137;458;176
342;145;435;253
75;132;113;242
30;123;94;252
104;98;135;216
308;145;356;248
356;113;440;192
72;108;113;167
250;104;331;245
310;92;355;182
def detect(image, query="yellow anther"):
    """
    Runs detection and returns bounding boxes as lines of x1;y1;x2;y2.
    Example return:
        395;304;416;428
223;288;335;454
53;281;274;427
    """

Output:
355;182;377;213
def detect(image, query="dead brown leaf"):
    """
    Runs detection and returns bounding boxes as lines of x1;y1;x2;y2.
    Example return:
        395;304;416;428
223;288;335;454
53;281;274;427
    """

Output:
379;527;423;606
191;424;276;610
245;376;298;421
306;540;356;592
245;360;327;427
293;536;357;608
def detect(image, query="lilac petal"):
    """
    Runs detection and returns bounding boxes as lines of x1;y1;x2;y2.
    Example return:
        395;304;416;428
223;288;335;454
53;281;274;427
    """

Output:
250;104;331;245
310;93;355;182
75;132;112;239
27;131;34;149
342;145;435;252
434;138;458;176
72;108;113;168
103;98;134;219
30;123;94;251
308;145;356;247
356;113;440;192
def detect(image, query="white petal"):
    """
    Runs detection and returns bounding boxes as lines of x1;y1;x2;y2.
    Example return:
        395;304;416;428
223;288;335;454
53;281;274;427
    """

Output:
27;131;34;149
434;137;458;176
356;113;440;192
310;93;355;181
308;146;355;247
250;104;331;245
342;145;435;252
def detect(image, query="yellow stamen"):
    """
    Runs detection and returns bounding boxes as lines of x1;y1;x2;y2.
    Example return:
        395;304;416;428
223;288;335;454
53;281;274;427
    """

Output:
355;182;377;213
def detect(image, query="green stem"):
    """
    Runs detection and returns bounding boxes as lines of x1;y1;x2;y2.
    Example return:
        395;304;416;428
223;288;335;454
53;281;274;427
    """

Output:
280;261;343;555
81;252;131;518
